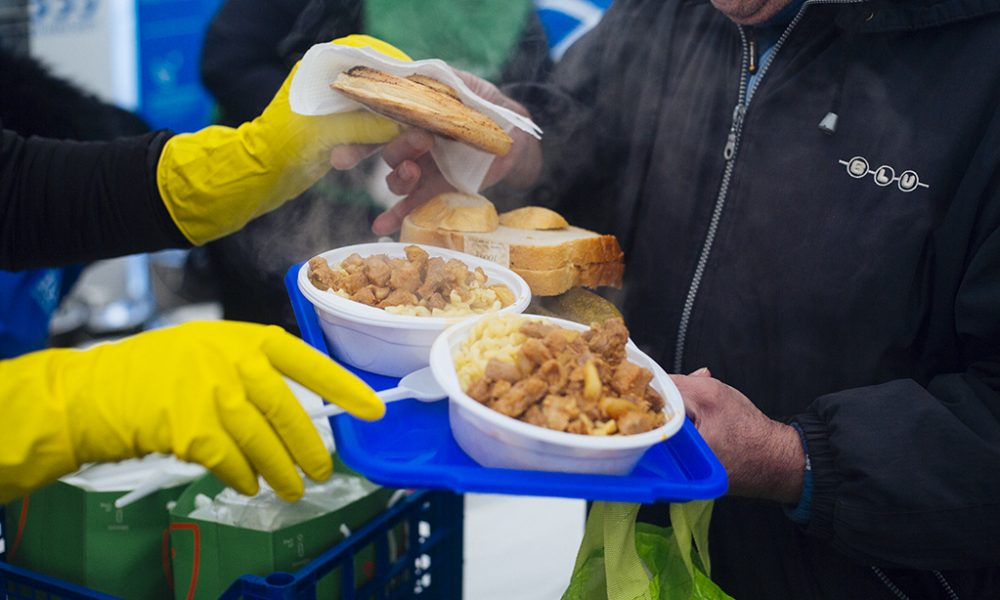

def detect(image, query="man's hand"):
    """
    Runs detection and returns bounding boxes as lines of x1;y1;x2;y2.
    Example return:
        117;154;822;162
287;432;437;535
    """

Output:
330;69;543;235
673;369;805;503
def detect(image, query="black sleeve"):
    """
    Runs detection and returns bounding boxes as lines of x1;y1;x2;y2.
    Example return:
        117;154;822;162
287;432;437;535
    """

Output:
0;126;190;270
500;7;610;211
792;122;1000;569
200;0;312;125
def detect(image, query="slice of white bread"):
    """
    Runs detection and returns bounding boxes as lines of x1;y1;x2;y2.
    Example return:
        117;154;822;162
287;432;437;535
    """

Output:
399;194;624;296
515;262;626;296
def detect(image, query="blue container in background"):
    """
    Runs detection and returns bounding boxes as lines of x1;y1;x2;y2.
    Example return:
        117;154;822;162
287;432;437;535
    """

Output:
136;0;222;132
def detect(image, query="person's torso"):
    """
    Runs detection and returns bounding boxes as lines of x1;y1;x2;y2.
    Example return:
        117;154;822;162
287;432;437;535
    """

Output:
557;1;1000;597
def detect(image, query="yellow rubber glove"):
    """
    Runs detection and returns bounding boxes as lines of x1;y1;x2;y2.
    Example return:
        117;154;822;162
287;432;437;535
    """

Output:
157;35;412;245
0;321;383;505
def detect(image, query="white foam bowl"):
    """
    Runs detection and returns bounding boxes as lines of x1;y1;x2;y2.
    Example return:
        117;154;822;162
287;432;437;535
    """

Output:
298;243;531;377
429;315;686;475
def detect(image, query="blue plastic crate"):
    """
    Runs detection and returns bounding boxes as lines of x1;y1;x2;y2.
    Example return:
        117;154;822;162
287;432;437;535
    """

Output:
1;490;462;599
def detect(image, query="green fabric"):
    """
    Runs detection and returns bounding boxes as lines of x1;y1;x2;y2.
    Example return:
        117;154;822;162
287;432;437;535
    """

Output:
363;0;533;82
562;501;733;600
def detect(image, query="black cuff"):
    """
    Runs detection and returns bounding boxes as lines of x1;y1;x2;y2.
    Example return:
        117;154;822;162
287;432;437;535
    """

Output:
791;410;842;541
143;130;190;248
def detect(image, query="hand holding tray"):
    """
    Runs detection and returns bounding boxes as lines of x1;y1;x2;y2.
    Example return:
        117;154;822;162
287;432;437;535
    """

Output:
286;264;727;503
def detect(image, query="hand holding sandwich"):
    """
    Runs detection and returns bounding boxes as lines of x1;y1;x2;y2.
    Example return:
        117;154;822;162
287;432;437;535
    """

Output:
331;69;543;235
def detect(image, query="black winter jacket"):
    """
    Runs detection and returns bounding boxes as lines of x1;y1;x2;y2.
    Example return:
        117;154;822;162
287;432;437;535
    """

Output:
512;0;1000;598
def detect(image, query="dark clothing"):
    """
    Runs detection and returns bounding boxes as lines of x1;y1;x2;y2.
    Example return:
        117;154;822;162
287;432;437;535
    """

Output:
0;48;150;141
201;0;329;127
513;0;1000;597
0;123;185;270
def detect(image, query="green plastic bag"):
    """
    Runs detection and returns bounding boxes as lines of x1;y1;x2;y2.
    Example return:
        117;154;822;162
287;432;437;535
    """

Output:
562;502;733;600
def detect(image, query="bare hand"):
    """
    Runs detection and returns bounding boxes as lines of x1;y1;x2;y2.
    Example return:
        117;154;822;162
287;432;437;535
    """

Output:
673;369;805;503
330;69;542;235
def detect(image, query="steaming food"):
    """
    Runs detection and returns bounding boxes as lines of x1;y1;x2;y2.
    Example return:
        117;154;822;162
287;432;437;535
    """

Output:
454;315;669;435
330;66;513;156
307;245;516;317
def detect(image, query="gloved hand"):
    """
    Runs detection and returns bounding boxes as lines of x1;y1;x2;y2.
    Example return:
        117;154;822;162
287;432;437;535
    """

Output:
0;321;383;504
157;35;411;245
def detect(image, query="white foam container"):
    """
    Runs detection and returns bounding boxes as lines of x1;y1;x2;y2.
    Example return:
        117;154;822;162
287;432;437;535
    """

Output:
429;315;686;475
298;243;531;377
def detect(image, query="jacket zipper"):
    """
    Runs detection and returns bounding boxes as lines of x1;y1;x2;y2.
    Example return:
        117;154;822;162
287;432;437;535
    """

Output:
672;0;865;373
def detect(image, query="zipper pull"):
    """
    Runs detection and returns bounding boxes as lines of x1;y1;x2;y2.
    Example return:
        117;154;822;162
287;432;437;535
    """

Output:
723;103;746;160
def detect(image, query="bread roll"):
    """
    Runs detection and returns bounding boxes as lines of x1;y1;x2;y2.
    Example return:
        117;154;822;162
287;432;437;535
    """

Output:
408;193;499;233
499;206;569;230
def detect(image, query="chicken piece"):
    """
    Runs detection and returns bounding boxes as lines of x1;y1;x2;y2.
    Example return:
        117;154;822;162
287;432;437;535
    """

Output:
567;360;586;384
583;318;629;364
572;388;601;421
342;253;365;273
307;257;337;290
523;405;547;427
341;271;369;295
490;379;513;399
542;329;573;354
520;320;557;339
372;286;391;301
538;359;567;393
611;361;654;398
388;257;409;270
424;292;447;311
474;266;488;284
444;259;470;286
521;338;553;366
404;245;429;274
378;289;418;308
595;357;614;383
485;358;521;383
466;377;491;404
644;387;665;413
418;257;446;298
389;261;422;293
617;411;659;435
542;394;579;431
492;377;547;418
364;255;392;287
350;285;378;306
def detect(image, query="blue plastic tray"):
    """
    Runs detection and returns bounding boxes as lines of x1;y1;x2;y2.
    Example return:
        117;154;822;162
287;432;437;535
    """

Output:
287;264;727;503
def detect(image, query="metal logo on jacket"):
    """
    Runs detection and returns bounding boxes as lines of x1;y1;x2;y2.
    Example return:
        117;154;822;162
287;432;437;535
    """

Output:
839;156;930;193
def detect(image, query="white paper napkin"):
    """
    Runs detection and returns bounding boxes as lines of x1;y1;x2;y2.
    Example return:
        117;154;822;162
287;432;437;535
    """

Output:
289;44;542;194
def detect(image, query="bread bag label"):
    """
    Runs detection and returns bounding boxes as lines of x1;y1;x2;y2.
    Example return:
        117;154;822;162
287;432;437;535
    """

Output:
463;236;511;268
